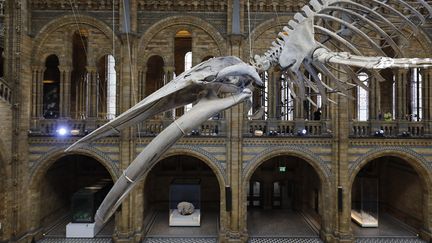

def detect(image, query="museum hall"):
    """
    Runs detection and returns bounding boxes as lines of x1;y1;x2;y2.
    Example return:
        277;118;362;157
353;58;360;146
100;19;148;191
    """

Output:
1;0;432;243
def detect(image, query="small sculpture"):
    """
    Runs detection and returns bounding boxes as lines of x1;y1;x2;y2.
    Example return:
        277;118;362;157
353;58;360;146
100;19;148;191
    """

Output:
177;202;195;215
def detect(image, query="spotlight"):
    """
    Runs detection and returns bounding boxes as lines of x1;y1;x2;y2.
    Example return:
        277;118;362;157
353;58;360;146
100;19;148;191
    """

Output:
374;129;384;137
400;131;411;137
297;129;307;136
190;129;200;136
56;127;69;136
268;130;278;136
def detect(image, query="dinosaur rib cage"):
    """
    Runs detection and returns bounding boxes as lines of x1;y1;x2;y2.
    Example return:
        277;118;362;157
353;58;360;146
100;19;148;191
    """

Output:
261;0;432;104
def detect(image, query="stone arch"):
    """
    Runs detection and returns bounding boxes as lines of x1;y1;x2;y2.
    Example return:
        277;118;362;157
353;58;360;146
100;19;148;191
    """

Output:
149;145;227;187
349;147;432;236
349;147;432;187
29;147;120;190
138;15;226;62
27;148;120;232
242;145;333;236
144;53;168;67
141;145;228;234
32;14;120;65
243;145;331;182
244;16;292;60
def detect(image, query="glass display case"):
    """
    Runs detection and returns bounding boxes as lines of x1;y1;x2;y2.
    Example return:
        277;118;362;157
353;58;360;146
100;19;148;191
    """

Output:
169;178;201;226
351;177;379;227
71;179;112;223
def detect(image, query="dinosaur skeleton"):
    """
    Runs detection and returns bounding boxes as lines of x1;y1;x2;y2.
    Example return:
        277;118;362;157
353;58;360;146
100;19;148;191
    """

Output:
66;0;432;228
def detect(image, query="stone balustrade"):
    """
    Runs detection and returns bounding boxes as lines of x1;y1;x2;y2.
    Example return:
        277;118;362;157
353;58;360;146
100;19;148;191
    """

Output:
29;118;109;136
350;120;431;138
28;117;432;139
246;120;330;137
138;119;226;137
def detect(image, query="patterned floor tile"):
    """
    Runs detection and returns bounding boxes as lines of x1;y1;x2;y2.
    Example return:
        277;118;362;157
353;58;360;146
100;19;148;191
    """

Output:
37;238;112;243
143;237;217;243
356;237;426;243
248;237;323;243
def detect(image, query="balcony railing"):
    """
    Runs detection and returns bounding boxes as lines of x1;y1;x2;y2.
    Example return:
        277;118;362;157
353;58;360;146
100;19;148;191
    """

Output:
246;120;331;137
29;119;109;136
350;120;430;138
28;117;431;139
138;119;226;137
0;78;11;104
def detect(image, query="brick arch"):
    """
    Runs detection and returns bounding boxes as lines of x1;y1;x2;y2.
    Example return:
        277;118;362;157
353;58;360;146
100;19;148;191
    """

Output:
241;145;333;237
150;145;227;186
32;14;120;65
243;145;331;182
349;147;432;188
243;16;291;60
144;54;167;67
29;147;120;190
138;15;226;64
141;146;229;233
349;147;432;235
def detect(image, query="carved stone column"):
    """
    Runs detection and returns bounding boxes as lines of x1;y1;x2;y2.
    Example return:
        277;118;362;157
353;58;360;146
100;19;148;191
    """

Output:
369;75;380;120
30;66;41;118
59;66;72;118
86;66;98;119
163;66;175;119
267;68;279;120
37;67;45;117
137;67;147;101
395;68;409;120
421;68;432;135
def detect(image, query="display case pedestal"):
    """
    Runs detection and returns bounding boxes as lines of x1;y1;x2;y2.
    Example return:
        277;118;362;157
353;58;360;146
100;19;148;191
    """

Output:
169;209;201;226
66;222;103;238
351;210;378;227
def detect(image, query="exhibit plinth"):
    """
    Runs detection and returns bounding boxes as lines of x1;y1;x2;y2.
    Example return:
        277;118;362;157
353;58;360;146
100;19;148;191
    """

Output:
66;222;102;238
351;210;378;227
169;209;201;226
169;179;201;227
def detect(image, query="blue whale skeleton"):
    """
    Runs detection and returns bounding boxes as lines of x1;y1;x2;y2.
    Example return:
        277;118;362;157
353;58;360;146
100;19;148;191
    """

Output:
67;0;432;227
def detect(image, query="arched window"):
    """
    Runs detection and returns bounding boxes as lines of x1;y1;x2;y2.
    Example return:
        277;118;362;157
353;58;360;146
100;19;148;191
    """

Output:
97;55;116;120
71;29;88;119
174;30;192;117
410;68;422;121
184;52;193;112
249;71;267;120
280;74;294;120
357;72;369;121
145;55;165;96
43;55;60;119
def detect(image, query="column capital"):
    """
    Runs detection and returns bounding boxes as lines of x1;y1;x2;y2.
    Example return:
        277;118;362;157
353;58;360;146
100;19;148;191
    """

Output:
163;66;175;73
58;65;72;72
86;66;97;73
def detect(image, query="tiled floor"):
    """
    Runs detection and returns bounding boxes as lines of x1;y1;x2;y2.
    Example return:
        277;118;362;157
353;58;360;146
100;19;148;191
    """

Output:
355;238;426;243
247;210;319;237
352;214;418;237
145;210;219;237
37;238;112;243
37;215;114;243
143;237;217;243
248;237;323;243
